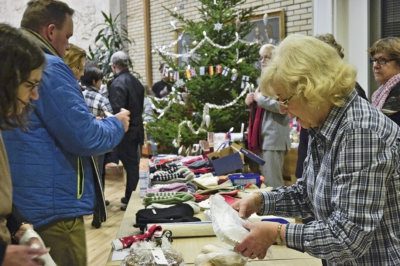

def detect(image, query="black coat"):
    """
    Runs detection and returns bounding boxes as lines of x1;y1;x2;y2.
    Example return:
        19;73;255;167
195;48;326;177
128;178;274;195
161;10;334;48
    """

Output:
109;69;145;143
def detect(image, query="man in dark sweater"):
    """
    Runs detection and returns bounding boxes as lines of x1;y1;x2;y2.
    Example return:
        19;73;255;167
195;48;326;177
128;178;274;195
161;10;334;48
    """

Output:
109;51;145;210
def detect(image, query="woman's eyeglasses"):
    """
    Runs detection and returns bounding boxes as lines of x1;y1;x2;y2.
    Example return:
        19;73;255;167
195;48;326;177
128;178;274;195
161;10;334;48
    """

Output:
278;94;295;105
24;80;40;92
370;57;395;66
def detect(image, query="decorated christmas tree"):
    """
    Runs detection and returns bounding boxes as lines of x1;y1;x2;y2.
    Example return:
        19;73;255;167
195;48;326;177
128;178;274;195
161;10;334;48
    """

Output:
147;0;262;152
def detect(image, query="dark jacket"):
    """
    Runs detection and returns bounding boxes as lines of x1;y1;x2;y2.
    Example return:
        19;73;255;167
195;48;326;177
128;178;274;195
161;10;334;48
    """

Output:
109;69;145;143
382;81;400;126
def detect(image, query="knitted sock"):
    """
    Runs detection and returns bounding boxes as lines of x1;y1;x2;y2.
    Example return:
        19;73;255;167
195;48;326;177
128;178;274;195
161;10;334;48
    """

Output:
143;192;195;206
150;167;195;185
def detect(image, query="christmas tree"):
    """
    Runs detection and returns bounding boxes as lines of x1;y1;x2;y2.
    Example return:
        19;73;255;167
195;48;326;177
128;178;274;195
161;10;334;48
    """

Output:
148;0;261;152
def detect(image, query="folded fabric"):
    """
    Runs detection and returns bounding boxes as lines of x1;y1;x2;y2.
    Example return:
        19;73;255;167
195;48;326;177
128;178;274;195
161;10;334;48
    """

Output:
193;173;219;188
147;201;200;214
187;159;211;169
134;203;201;231
181;155;204;165
146;182;188;193
191;167;214;175
143;191;195;206
150;167;195;185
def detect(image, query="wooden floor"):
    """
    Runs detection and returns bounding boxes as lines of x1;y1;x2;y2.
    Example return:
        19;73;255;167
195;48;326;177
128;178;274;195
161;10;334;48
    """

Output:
85;158;148;266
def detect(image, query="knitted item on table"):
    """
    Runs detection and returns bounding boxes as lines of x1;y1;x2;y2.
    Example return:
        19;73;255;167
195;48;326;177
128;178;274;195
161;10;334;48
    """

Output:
192;167;214;175
143;191;195;206
193;173;219;188
186;159;211;169
146;182;188;193
147;201;200;214
150;167;195;185
149;162;180;174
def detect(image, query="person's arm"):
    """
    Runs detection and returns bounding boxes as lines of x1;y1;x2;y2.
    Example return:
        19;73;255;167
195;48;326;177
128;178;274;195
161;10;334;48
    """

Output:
108;82;128;114
255;91;285;114
285;128;394;263
33;57;125;156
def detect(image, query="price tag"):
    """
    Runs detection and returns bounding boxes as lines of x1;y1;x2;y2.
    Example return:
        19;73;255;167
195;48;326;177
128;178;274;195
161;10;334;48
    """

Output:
151;247;168;265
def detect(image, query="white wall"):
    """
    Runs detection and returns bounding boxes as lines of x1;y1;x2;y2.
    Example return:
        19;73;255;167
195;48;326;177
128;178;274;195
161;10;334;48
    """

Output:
313;0;370;96
0;0;110;51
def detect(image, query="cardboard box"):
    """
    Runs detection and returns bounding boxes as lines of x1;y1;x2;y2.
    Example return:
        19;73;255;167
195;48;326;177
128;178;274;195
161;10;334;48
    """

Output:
207;143;244;175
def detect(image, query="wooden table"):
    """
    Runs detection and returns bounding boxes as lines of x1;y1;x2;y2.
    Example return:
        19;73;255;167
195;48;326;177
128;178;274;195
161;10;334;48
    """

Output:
106;190;320;265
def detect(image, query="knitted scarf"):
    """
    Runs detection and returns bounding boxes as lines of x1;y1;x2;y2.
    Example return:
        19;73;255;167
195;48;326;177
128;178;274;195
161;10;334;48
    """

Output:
247;103;264;153
371;73;400;110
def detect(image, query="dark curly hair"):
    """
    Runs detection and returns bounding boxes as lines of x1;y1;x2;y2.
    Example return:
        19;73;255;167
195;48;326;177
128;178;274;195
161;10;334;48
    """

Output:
0;23;45;129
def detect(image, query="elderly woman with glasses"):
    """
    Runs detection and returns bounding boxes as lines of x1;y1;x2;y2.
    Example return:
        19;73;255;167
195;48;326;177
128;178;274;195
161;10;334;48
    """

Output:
369;37;400;126
232;34;400;265
245;43;291;188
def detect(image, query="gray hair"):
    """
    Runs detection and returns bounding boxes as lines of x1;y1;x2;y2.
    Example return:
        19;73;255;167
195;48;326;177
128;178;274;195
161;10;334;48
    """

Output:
110;51;129;68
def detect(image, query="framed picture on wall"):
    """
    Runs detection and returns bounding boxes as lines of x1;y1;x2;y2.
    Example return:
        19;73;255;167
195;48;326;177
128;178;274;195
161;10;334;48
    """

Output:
246;9;285;45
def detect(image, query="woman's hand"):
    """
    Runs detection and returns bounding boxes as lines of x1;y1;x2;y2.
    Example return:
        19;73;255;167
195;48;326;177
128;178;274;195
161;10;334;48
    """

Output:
234;222;280;260
245;93;255;106
231;193;262;218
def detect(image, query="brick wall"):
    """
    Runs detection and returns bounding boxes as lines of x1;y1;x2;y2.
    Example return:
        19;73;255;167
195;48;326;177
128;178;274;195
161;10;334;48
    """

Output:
127;0;312;86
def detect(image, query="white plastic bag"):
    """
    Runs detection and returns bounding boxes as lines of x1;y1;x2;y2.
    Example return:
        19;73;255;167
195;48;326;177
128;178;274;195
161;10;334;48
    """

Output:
209;194;249;246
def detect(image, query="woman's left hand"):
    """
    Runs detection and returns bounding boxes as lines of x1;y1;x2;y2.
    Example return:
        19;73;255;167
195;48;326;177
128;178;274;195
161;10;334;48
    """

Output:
234;221;279;259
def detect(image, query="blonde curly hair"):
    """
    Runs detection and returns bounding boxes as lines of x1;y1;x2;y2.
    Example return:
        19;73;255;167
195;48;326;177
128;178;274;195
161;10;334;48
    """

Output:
260;34;356;109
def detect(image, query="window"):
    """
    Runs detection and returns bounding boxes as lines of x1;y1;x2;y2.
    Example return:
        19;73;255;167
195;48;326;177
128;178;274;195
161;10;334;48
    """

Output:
382;0;400;37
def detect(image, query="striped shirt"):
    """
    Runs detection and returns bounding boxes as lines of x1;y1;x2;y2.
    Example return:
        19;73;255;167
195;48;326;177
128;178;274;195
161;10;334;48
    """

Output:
82;86;113;118
261;91;400;265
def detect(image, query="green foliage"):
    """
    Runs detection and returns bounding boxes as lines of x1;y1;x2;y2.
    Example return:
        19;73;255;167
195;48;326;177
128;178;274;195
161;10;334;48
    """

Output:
88;11;133;82
149;0;261;150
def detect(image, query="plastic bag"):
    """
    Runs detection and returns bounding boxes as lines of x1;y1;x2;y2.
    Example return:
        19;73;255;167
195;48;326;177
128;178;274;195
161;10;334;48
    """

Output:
209;194;249;246
122;236;184;266
195;244;247;266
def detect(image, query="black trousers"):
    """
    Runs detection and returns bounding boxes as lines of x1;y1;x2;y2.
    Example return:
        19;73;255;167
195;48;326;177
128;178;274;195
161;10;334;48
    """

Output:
117;136;141;201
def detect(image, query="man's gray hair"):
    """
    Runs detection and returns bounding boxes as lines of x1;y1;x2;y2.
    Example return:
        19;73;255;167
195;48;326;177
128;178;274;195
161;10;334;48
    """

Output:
111;51;130;68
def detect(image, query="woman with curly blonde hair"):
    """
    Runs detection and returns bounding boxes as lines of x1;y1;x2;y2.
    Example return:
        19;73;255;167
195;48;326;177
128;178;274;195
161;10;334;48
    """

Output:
232;34;400;265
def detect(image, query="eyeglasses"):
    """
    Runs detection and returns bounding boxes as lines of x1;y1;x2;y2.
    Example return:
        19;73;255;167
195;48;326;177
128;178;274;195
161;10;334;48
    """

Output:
370;57;395;66
278;94;295;105
24;80;40;92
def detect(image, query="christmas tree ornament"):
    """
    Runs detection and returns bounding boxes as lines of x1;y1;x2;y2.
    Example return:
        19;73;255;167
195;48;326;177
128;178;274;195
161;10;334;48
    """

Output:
241;75;249;89
178;145;185;155
216;64;222;74
205;114;211;128
235;16;241;32
172;138;179;148
209;65;214;76
174;71;180;81
199;66;205;75
231;69;238;81
186;66;192;79
263;13;269;26
214;22;223;32
190;68;197;77
222;66;230;76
